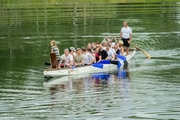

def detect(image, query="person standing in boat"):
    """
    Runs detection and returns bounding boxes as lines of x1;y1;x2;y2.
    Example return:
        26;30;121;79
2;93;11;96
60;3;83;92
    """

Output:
61;49;73;68
50;40;62;68
119;21;132;55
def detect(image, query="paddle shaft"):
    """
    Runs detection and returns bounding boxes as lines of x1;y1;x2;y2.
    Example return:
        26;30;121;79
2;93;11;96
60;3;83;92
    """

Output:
130;43;151;58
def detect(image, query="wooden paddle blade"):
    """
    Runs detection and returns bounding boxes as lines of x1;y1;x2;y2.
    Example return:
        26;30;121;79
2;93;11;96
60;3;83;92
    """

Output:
141;50;151;58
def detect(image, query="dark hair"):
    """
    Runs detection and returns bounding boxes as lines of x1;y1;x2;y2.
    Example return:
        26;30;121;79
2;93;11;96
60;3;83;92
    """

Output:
87;48;91;52
93;47;97;51
81;47;87;52
96;42;100;44
68;48;72;52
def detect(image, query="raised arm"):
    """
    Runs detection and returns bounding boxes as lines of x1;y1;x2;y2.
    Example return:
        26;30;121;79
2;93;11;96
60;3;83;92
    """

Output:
111;53;115;61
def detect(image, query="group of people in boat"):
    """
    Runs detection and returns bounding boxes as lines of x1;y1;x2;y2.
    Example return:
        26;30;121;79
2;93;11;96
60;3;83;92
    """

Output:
50;21;132;68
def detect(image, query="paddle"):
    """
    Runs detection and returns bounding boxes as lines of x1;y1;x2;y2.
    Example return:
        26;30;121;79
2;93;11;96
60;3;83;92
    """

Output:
130;42;151;59
100;38;106;44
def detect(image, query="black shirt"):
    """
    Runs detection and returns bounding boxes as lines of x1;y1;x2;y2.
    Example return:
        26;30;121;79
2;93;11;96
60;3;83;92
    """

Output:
99;50;108;60
116;49;120;55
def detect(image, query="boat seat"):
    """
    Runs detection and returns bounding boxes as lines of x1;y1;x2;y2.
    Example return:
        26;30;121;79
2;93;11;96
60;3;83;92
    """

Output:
50;53;57;69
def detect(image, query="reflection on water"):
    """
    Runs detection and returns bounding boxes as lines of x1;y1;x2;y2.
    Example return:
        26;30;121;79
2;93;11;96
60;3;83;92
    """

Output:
44;69;130;97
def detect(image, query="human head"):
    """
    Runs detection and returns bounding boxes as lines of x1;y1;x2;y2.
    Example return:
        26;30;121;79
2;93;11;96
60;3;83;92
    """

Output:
64;48;69;56
76;48;81;55
123;21;128;27
69;47;76;53
81;47;87;53
96;42;100;47
106;43;111;50
87;43;91;49
91;42;96;49
119;40;124;47
115;42;120;49
98;44;103;51
93;47;99;53
50;40;57;46
102;41;107;47
87;48;92;53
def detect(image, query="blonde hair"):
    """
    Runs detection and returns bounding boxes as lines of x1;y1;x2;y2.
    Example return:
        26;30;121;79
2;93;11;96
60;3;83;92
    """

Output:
50;40;58;48
119;40;124;45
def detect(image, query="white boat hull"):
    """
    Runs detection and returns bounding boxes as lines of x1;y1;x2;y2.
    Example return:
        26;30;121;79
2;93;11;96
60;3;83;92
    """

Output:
43;49;136;77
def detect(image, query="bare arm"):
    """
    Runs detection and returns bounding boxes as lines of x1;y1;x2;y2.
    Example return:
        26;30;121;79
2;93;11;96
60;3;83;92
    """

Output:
89;54;95;64
119;32;122;39
121;47;124;56
70;60;73;66
51;48;53;53
111;54;115;60
78;57;84;65
113;36;117;42
98;55;102;62
130;34;132;41
89;58;95;64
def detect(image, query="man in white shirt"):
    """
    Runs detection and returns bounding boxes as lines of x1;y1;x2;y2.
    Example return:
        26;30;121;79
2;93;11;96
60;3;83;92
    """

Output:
119;21;132;55
61;49;73;68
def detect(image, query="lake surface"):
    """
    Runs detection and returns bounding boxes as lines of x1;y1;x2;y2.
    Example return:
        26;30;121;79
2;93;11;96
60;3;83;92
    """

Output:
0;1;180;120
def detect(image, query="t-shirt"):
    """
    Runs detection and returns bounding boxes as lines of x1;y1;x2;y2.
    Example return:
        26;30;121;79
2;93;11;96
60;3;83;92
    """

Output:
61;54;73;65
83;53;94;64
110;48;116;54
116;49;120;55
120;26;132;39
74;54;84;63
111;42;115;48
52;46;60;58
99;50;108;60
103;46;106;50
95;53;101;62
106;49;114;60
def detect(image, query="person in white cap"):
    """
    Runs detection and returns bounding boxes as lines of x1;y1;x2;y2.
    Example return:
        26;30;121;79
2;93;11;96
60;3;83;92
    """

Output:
69;47;76;59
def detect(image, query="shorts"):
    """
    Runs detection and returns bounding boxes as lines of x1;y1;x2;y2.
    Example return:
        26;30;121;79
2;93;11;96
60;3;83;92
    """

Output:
122;38;130;47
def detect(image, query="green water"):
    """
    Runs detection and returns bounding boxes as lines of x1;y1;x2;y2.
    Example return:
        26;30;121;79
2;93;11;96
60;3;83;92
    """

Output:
0;1;180;120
